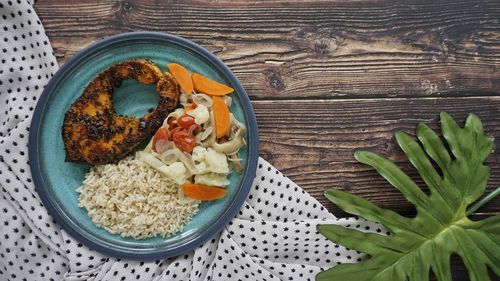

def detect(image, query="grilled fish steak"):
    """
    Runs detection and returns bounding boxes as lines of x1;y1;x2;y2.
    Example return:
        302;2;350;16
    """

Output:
62;59;180;164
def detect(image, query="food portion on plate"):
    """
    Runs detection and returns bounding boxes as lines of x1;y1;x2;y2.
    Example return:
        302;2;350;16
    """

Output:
65;60;246;239
138;63;246;201
77;155;199;239
62;59;180;164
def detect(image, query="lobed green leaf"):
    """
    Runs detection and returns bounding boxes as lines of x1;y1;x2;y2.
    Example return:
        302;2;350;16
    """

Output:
324;189;411;233
318;112;499;281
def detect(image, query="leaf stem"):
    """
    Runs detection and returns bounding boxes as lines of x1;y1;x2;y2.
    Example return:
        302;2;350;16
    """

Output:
466;187;500;215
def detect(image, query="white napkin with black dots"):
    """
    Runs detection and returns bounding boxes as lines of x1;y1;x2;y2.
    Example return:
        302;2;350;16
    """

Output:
0;1;382;280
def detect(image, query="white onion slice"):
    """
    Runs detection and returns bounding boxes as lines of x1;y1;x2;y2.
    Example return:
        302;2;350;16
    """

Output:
226;149;240;156
228;155;243;173
179;93;189;104
195;126;213;144
154;139;170;154
177;151;197;174
230;113;245;132
212;127;245;154
186;104;209;125
137;151;164;169
200;126;213;141
192;93;213;108
157;148;180;165
223;95;232;107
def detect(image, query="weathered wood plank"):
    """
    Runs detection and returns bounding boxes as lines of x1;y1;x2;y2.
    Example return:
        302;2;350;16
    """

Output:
253;96;500;216
35;0;500;99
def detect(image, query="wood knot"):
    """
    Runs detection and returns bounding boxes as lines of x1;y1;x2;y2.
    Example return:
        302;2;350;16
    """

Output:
341;182;352;191
263;69;286;91
314;38;338;55
116;1;134;20
122;1;133;11
296;27;340;56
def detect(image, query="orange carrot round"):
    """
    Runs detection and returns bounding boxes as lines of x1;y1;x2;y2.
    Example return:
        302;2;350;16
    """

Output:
183;184;227;200
192;73;234;96
212;96;231;138
168;63;194;94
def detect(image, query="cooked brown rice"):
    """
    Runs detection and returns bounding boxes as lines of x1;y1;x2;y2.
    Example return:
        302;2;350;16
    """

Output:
76;154;199;239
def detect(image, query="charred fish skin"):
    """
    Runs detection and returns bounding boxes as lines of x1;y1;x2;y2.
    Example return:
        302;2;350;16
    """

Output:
62;59;180;165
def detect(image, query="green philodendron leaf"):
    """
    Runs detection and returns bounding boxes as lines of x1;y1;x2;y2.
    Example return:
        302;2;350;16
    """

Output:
317;112;500;281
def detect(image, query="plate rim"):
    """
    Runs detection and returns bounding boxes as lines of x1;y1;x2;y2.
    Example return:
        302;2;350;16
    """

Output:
28;31;259;259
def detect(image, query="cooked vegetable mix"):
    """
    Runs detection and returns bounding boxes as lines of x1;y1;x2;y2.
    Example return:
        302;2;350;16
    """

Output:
139;63;245;201
317;112;500;281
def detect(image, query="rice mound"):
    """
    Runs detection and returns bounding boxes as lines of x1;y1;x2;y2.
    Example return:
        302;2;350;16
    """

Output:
77;154;199;239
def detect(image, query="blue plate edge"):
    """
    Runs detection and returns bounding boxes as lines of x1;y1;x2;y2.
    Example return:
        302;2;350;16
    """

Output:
28;31;259;260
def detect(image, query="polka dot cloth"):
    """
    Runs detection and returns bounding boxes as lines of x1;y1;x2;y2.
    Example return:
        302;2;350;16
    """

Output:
0;1;383;280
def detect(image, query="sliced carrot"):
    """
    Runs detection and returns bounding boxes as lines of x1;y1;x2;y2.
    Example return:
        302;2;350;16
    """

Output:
212;96;231;138
183;184;227;200
192;73;234;96
184;102;197;112
167;63;193;95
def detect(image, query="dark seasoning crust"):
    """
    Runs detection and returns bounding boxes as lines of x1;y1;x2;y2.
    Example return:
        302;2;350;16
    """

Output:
62;59;180;164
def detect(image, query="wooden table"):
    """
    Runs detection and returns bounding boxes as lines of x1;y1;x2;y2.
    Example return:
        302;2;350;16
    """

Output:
35;0;499;279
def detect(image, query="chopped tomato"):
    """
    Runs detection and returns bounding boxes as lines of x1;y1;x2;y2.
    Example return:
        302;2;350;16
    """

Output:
177;114;196;129
168;126;183;139
152;127;169;153
167;117;177;131
171;130;196;153
188;124;202;135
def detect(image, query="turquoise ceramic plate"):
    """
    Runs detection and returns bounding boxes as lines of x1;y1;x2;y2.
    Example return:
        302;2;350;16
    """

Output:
29;32;259;259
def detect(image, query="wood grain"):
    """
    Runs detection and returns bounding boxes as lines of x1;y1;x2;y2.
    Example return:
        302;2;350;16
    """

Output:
35;0;500;99
253;96;500;216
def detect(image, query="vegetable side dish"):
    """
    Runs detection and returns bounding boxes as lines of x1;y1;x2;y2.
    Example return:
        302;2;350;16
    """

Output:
138;63;246;201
